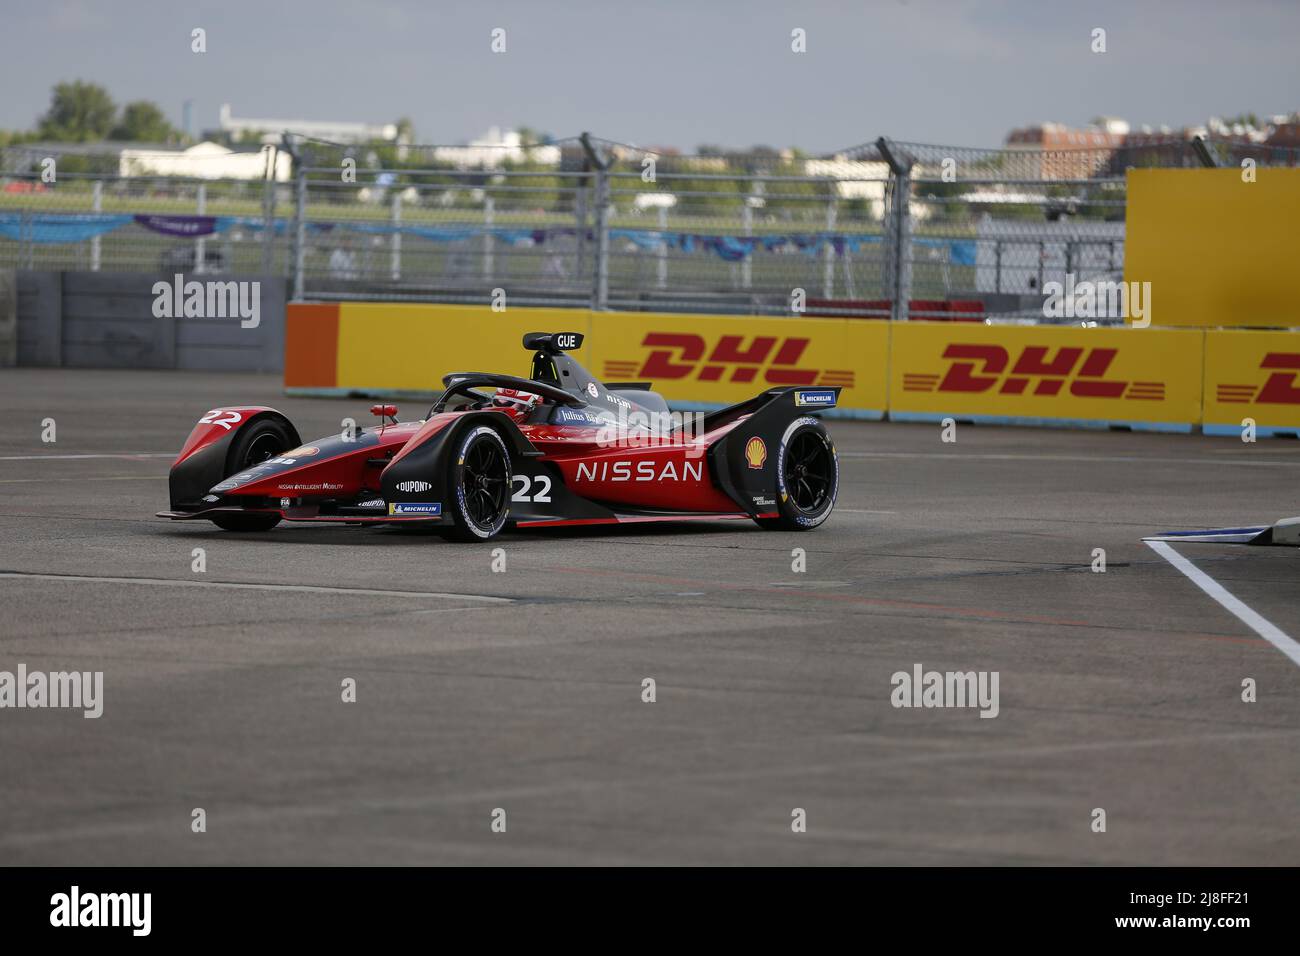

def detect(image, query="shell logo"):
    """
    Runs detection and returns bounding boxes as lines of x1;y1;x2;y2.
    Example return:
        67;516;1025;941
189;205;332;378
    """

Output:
744;436;767;470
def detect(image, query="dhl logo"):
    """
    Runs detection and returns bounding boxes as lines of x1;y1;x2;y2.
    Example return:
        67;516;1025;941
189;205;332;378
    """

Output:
604;333;854;388
1216;352;1300;405
903;344;1164;400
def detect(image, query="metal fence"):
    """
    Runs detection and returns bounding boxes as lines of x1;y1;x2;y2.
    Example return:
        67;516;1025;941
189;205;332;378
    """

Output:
3;132;1297;322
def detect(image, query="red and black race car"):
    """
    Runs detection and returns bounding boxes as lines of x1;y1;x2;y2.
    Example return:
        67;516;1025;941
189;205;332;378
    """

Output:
158;332;840;541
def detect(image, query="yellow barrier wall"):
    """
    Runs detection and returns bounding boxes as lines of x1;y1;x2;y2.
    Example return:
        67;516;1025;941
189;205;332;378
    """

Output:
1203;330;1300;436
888;322;1203;430
587;312;888;416
1125;168;1300;328
299;302;889;417
335;303;589;392
289;302;1300;434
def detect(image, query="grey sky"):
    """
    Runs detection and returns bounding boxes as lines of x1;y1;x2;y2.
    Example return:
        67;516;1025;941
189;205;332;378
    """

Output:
2;0;1297;151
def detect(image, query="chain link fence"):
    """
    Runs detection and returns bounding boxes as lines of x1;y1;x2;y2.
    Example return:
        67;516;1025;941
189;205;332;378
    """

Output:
3;132;1298;322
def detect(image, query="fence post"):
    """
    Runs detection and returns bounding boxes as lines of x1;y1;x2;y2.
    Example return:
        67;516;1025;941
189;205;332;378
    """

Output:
580;133;611;310
390;191;402;281
483;195;495;281
877;138;912;322
195;183;207;275
822;195;837;300
656;205;668;290
573;172;588;295
20;209;31;270
91;180;102;272
261;148;277;275
593;166;610;309
291;148;306;302
742;184;755;290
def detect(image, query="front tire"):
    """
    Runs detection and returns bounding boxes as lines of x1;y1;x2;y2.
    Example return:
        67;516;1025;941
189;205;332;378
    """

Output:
444;425;511;542
210;417;294;532
755;418;838;531
210;512;281;532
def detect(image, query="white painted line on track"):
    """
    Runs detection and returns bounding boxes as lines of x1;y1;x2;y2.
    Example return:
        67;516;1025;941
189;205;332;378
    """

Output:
0;453;174;461
1145;539;1300;668
0;571;513;604
0;475;166;483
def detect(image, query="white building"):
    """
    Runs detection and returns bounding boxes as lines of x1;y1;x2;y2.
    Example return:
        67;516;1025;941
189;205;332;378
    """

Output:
118;141;292;181
218;104;402;145
433;127;561;169
803;157;891;218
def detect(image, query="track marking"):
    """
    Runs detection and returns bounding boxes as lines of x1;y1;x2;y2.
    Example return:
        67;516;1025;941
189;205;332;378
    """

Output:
0;452;174;461
0;475;166;483
1145;540;1300;668
0;570;512;604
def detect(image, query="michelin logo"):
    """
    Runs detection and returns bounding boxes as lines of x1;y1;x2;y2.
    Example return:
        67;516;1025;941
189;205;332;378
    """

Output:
389;502;442;515
794;390;836;408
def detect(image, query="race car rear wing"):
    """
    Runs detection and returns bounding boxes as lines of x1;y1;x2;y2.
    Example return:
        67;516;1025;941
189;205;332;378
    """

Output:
523;332;584;353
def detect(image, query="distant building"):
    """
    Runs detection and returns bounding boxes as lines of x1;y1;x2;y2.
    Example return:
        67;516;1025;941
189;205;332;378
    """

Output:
1263;115;1300;151
1004;120;1127;179
214;104;404;146
0;140;290;181
432;127;560;168
119;141;291;181
804;157;891;217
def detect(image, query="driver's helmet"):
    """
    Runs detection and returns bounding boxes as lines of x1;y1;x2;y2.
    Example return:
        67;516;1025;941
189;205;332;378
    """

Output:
492;387;541;419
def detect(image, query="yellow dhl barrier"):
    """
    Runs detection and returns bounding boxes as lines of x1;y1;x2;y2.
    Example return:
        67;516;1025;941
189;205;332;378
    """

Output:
1125;168;1300;328
586;312;888;417
285;302;890;418
336;302;589;392
286;301;1300;434
1203;330;1300;436
888;322;1203;431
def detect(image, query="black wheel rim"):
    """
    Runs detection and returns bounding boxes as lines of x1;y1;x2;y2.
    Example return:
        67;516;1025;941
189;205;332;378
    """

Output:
785;431;833;513
242;432;282;469
462;437;508;528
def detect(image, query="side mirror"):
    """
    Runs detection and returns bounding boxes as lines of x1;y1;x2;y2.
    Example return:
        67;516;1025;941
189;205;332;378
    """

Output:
370;404;398;421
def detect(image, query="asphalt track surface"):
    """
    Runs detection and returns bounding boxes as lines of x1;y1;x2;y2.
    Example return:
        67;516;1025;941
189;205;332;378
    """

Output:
1;368;1297;865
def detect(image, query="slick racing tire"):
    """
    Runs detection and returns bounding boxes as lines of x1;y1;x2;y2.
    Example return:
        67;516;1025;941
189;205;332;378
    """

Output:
209;417;294;532
444;425;511;542
210;511;282;532
755;418;838;532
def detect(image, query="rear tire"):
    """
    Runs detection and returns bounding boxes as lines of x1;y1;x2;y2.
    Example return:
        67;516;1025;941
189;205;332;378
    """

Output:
754;418;838;531
444;425;511;542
